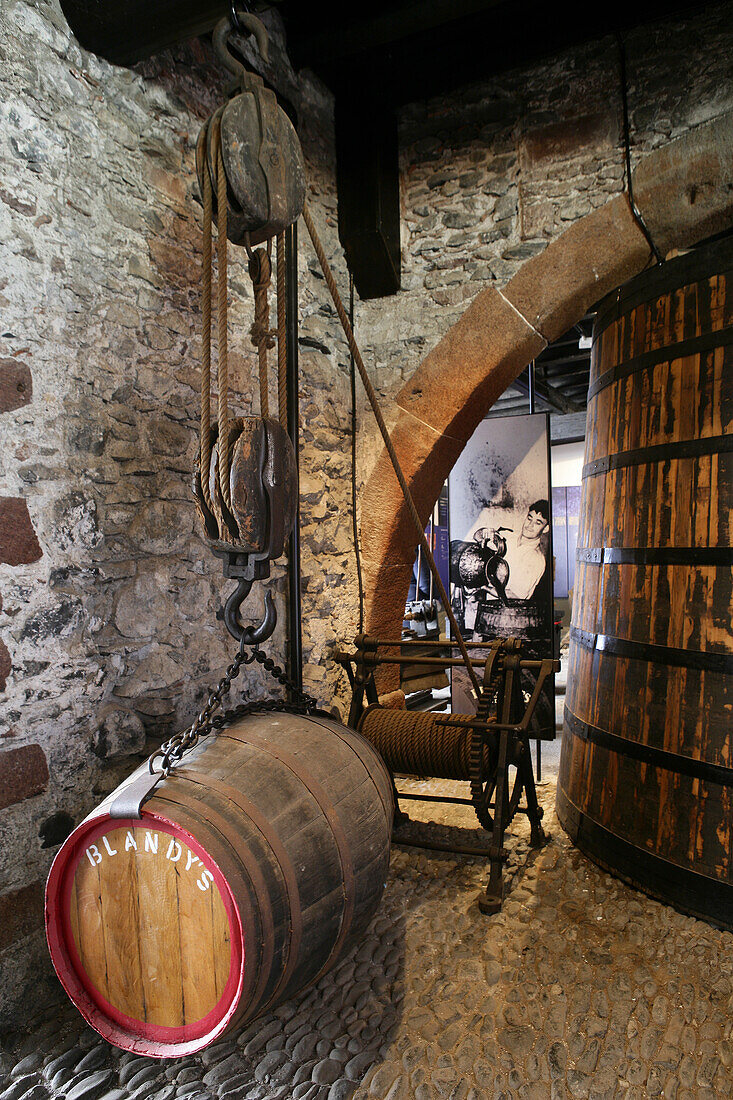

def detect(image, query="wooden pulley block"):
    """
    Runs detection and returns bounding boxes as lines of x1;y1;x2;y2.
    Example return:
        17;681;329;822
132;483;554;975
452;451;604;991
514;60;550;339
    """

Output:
196;416;297;556
196;18;306;246
229;416;297;556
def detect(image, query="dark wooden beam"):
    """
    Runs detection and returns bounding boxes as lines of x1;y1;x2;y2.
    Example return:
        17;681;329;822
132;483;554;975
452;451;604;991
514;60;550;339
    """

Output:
336;89;401;300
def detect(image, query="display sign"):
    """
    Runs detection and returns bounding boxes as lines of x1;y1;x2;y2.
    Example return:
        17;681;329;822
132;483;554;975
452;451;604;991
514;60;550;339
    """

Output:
448;413;555;735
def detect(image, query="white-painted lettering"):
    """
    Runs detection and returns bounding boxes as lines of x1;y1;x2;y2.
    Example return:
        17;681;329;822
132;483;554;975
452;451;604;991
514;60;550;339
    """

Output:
125;831;138;851
166;838;182;862
102;835;117;857
197;869;214;892
144;831;159;854
185;850;201;872
86;844;102;867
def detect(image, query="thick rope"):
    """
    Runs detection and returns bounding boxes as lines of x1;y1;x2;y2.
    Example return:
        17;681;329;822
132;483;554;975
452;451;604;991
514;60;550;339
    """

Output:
301;203;482;698
214;122;233;516
198;126;214;518
276;232;288;429
249;248;273;420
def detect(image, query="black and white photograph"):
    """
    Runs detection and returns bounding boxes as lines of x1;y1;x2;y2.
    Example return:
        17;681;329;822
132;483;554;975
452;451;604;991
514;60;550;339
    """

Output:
448;413;554;729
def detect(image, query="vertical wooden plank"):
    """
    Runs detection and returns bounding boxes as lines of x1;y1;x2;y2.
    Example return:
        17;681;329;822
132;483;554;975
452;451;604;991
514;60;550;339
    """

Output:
135;829;184;1028
97;830;146;1022
74;853;110;1004
211;882;232;1001
175;841;221;1025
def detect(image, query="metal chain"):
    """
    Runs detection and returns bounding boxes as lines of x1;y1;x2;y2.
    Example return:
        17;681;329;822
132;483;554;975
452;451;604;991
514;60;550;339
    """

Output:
151;640;322;778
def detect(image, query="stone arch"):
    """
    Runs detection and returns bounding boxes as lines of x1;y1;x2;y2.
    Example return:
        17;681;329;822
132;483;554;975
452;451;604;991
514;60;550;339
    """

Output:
360;112;733;649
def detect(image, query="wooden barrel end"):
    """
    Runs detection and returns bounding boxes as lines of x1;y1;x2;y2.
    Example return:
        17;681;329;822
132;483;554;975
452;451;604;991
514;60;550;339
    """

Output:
46;810;245;1057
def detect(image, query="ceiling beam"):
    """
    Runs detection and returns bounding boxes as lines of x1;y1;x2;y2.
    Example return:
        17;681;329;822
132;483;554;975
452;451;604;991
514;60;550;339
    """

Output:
513;373;583;415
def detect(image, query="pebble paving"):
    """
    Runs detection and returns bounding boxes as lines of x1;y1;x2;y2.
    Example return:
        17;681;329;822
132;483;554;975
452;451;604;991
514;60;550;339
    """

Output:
1;776;731;1100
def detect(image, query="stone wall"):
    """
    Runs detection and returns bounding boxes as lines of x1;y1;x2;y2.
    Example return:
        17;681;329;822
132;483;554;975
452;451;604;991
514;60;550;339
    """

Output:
0;0;344;1026
1;0;731;1031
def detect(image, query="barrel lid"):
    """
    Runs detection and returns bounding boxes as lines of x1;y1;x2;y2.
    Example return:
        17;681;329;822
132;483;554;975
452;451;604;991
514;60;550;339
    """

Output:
46;811;244;1056
594;232;733;339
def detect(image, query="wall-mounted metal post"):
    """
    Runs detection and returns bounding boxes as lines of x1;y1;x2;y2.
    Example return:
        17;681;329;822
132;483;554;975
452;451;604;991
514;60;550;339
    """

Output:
527;360;542;781
285;223;303;696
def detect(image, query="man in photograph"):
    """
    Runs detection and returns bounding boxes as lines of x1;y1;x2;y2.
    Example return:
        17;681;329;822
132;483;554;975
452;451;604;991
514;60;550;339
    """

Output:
471;498;550;602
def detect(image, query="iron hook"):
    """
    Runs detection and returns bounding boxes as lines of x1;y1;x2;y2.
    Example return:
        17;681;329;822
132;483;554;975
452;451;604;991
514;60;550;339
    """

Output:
213;12;270;78
223;580;277;646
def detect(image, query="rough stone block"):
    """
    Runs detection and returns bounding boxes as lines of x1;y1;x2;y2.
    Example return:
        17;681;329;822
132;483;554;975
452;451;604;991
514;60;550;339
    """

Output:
0;359;32;413
360;409;465;579
395;285;546;441
0;744;49;809
0;881;44;950
91;704;146;759
0;497;43;565
503;194;650;343
520;112;619;170
0;638;10;692
519;186;555;240
633;110;733;256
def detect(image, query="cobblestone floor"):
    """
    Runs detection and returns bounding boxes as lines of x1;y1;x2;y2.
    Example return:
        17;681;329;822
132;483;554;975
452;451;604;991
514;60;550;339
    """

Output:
1;774;731;1100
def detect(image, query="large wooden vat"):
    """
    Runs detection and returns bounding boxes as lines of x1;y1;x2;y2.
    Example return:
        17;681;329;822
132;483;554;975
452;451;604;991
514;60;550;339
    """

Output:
557;237;733;928
46;712;393;1056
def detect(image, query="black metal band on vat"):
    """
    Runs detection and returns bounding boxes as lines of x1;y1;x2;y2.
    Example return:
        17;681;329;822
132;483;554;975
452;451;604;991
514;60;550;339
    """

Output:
563;706;733;787
575;546;733;567
587;326;733;401
555;786;733;930
581;433;733;479
592;238;733;337
569;626;733;675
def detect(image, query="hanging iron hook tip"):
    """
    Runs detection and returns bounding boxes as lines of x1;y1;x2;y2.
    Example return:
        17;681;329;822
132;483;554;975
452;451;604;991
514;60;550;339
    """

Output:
241;589;277;646
223;579;277;646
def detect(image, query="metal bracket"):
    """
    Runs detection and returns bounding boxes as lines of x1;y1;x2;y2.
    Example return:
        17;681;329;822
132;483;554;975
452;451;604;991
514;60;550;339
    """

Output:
214;548;278;646
109;766;164;820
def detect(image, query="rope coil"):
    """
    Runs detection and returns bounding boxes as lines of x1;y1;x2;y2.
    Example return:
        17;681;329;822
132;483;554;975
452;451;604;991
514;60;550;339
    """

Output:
199;123;291;545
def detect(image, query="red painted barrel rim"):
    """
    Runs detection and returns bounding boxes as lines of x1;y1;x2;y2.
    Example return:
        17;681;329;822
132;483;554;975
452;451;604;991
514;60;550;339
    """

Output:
46;810;244;1057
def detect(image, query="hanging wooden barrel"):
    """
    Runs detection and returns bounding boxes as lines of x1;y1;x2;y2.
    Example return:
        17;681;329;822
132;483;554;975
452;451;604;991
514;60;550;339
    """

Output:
46;712;393;1056
557;236;733;928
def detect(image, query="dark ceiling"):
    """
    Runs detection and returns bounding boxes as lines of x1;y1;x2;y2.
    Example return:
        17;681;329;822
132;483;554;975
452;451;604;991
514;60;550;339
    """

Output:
280;0;705;104
61;0;710;93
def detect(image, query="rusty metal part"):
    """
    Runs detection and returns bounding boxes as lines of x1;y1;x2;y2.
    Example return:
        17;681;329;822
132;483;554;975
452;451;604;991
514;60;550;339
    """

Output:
348;634;558;913
334;650;549;670
358;706;490;782
216;10;270;67
223;575;277;646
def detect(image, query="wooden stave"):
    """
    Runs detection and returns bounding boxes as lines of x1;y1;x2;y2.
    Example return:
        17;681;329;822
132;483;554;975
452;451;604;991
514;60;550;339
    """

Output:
46;712;393;1055
557;242;733;927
